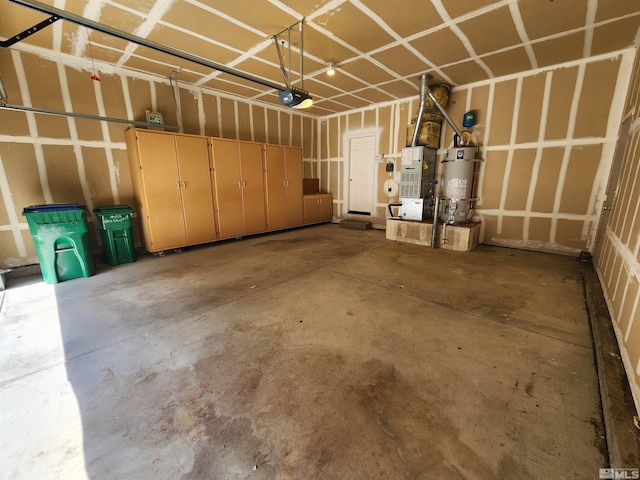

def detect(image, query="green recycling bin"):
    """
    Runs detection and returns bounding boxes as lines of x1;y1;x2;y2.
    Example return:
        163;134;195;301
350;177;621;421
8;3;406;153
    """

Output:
22;204;96;284
93;205;136;266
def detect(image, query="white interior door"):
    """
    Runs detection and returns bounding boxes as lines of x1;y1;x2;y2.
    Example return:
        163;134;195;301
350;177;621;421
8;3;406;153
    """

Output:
348;134;375;214
593;115;632;264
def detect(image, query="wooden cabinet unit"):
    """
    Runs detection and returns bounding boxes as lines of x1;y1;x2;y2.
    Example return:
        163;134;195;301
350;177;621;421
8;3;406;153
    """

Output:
126;128;311;253
303;194;333;224
263;145;303;230
125;128;216;252
176;135;218;245
210;138;266;239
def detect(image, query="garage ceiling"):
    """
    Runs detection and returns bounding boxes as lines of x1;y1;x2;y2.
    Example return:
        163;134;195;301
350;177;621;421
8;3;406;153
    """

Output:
1;0;639;115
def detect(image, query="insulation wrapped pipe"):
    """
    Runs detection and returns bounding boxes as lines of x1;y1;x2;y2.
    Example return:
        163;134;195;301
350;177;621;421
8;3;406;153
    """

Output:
424;84;464;141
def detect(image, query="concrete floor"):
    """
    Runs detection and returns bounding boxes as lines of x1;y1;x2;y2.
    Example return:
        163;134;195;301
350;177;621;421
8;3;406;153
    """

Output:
0;224;606;479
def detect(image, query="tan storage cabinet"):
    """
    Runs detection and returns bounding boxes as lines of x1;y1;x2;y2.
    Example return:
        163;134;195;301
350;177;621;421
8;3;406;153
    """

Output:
264;145;303;230
125;128;216;252
210;138;266;238
303;194;333;224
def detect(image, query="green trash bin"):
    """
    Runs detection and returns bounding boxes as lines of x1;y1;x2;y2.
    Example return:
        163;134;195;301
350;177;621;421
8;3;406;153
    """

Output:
93;205;136;266
22;204;96;284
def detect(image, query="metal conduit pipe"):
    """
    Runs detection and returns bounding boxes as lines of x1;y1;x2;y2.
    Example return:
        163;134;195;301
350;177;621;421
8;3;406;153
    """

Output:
410;74;429;148
7;0;286;93
431;192;440;249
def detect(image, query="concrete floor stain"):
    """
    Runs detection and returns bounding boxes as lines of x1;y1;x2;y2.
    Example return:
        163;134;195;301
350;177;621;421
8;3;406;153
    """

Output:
1;225;606;479
147;342;539;479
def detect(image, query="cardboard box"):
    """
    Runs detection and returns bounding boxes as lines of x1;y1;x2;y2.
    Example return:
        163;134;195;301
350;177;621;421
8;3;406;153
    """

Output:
303;178;320;195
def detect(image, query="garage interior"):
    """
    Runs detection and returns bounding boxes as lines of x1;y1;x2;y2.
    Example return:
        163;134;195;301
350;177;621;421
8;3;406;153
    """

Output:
1;0;640;478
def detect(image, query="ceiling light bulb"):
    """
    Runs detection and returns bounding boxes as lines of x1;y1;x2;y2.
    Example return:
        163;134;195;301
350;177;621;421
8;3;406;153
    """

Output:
327;62;336;76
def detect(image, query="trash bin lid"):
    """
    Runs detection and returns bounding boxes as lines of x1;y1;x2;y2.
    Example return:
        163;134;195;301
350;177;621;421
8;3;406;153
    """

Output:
23;203;86;213
93;205;134;214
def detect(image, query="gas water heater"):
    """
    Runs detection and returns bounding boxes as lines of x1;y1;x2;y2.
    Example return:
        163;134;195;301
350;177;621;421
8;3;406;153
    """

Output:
440;145;482;224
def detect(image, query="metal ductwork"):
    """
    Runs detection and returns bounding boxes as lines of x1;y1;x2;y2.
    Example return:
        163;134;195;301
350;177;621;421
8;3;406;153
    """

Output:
425;82;464;142
410;73;464;148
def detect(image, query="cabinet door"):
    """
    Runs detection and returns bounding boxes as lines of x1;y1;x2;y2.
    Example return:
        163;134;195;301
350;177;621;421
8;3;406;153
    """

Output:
318;195;333;222
175;135;216;245
239;142;266;235
211;139;244;238
284;147;303;226
136;131;187;250
264;145;287;230
303;196;320;224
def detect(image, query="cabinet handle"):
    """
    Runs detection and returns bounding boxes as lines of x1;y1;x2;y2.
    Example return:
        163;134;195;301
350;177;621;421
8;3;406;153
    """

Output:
177;182;181;189
283;181;287;187
238;181;242;188
182;181;186;189
242;181;247;187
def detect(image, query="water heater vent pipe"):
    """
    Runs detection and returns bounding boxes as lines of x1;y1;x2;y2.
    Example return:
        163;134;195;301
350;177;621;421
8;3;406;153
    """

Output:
411;74;465;146
410;74;429;147
424;80;464;141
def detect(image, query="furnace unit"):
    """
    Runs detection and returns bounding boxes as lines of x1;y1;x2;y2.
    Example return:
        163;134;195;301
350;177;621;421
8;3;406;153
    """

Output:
398;145;437;221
